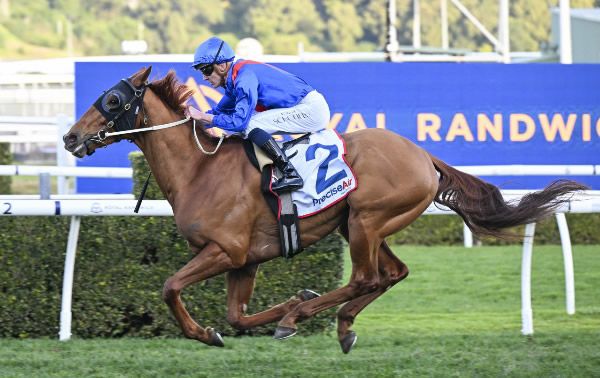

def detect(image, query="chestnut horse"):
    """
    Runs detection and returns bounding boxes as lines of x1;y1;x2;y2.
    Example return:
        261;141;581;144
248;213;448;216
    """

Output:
63;67;587;353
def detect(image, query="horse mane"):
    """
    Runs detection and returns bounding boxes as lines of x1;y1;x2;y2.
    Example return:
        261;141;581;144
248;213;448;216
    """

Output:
149;70;194;117
147;69;234;142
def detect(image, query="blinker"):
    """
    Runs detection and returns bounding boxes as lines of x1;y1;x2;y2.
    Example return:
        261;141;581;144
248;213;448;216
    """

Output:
92;78;147;135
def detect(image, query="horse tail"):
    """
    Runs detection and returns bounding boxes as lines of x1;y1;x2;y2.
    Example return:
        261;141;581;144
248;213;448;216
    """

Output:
427;153;589;238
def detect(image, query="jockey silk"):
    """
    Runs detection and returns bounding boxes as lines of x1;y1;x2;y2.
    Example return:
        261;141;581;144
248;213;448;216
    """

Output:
207;60;314;133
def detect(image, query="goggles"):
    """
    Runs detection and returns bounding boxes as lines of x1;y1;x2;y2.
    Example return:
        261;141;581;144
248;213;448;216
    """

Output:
193;40;224;76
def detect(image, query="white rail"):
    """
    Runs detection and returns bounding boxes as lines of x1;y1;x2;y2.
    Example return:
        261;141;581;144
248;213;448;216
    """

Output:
2;164;599;178
2;164;597;204
0;199;170;216
456;165;600;176
1;191;597;217
1;194;134;200
0;165;132;178
0;163;132;195
0;116;73;144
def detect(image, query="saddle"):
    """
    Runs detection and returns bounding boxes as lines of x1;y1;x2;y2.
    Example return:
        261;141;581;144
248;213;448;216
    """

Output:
243;131;358;259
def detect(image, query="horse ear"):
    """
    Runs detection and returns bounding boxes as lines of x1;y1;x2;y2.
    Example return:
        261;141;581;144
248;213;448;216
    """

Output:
131;66;152;86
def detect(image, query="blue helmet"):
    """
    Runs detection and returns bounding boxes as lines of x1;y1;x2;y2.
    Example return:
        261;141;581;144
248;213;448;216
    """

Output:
192;37;235;68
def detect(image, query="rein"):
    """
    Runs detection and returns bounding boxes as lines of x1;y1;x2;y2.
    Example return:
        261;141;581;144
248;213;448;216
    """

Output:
98;117;190;140
100;118;226;155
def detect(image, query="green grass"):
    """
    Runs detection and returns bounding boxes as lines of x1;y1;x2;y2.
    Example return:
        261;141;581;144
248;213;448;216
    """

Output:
2;332;599;377
347;245;599;335
1;245;599;377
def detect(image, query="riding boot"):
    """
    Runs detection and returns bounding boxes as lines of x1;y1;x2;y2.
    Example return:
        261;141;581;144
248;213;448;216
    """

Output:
260;138;303;191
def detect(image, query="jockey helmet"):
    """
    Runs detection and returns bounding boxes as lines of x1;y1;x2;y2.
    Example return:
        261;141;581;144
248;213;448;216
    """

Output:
192;37;235;69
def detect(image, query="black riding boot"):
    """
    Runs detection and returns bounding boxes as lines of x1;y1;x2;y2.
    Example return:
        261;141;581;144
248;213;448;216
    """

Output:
260;138;303;191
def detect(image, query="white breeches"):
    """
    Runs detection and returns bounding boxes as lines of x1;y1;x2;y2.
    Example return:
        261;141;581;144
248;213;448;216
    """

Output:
243;90;330;136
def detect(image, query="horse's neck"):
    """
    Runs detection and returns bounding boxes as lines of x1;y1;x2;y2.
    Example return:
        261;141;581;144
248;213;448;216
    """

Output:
135;103;212;205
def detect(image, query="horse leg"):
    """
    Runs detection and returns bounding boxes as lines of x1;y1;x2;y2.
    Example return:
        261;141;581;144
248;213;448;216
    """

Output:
274;189;431;350
336;240;408;353
274;211;383;340
162;241;237;347
225;265;320;330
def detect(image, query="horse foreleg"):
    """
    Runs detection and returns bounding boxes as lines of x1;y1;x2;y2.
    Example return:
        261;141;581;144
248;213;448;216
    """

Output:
162;241;236;347
226;264;320;330
336;241;409;353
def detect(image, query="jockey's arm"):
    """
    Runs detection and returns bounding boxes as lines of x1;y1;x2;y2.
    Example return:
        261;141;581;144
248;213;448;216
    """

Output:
186;105;214;125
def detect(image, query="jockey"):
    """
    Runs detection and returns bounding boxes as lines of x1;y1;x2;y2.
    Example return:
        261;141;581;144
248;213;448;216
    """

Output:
186;37;331;191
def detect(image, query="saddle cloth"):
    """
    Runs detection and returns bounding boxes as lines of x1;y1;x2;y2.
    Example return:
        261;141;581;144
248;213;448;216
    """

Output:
246;129;357;219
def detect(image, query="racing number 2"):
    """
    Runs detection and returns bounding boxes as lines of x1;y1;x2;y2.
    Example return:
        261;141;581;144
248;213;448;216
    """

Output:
305;143;347;194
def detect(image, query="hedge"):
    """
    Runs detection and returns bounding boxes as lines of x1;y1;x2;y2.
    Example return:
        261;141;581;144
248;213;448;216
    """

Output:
387;213;600;245
0;152;345;339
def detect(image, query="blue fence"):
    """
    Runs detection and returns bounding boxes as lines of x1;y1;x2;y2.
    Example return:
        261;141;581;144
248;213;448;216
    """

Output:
75;61;600;193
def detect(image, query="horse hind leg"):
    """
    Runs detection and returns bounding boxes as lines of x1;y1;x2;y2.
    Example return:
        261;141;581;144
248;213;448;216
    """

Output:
336;240;408;353
299;193;426;353
225;265;321;331
272;191;428;349
273;211;384;340
162;241;237;347
331;193;433;353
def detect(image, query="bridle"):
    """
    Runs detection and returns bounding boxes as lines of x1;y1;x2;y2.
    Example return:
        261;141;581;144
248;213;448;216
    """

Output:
91;77;150;143
88;77;224;154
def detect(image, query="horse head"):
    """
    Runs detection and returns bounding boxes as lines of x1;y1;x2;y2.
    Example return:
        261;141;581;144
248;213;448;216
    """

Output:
63;66;153;157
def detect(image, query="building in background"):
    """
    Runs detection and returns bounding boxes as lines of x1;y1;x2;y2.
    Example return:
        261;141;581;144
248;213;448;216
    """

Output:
551;7;600;63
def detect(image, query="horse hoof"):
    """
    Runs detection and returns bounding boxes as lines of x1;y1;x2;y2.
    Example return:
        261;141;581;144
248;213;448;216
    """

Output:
208;328;224;347
299;289;320;301
274;326;297;340
339;332;357;354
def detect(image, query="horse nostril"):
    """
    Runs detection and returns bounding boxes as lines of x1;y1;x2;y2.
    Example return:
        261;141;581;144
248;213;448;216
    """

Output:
63;133;78;145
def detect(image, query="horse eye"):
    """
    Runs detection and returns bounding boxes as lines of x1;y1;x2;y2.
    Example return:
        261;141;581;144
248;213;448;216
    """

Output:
106;94;121;110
